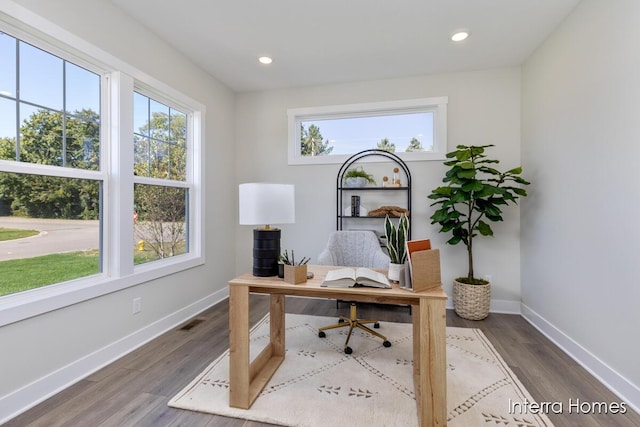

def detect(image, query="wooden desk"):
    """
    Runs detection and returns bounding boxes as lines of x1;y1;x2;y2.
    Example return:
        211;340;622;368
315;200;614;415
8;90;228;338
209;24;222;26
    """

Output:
228;265;448;427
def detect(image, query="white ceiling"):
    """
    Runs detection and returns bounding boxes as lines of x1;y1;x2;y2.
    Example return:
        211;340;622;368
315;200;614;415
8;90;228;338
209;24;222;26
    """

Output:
110;0;580;93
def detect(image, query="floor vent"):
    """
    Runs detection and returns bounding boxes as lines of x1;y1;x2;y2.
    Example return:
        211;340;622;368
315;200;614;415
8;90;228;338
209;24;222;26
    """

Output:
179;317;206;331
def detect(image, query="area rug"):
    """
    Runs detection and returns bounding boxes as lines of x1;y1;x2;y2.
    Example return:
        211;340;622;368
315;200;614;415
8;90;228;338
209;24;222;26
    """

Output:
169;313;553;426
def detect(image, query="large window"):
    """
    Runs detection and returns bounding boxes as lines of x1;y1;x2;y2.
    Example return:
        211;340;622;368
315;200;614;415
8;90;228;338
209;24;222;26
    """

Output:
288;97;448;165
0;32;103;295
0;23;203;321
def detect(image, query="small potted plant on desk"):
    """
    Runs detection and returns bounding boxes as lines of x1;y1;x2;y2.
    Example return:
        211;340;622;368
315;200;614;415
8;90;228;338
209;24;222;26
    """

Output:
428;144;529;320
384;214;409;282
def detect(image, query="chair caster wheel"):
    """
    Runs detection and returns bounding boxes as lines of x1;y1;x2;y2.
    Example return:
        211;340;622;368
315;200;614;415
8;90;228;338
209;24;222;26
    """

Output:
383;341;391;348
318;331;326;338
344;346;353;354
374;322;380;329
338;318;345;323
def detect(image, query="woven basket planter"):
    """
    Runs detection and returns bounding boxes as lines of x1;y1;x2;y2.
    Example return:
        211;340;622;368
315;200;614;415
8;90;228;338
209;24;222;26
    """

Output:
453;279;491;320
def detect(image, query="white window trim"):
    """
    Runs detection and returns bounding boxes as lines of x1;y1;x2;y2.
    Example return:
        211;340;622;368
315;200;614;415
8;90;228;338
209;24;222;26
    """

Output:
287;97;448;165
0;4;206;327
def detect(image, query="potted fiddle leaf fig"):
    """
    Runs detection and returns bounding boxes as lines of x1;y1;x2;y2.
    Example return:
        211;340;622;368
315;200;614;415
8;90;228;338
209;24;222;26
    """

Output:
384;213;409;281
428;144;530;320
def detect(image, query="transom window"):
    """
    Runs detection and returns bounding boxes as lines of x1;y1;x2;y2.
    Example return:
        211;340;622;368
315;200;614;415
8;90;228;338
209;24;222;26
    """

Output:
288;97;448;165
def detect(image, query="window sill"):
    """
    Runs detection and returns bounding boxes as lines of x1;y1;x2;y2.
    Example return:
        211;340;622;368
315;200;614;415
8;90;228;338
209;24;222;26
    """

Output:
0;254;205;327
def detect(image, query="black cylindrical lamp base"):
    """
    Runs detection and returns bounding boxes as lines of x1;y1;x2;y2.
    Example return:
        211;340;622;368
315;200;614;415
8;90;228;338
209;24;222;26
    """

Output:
252;228;281;276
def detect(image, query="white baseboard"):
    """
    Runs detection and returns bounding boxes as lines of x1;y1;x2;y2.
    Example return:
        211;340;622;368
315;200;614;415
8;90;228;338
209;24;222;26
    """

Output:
445;298;521;315
521;303;640;415
490;298;521;314
0;287;229;425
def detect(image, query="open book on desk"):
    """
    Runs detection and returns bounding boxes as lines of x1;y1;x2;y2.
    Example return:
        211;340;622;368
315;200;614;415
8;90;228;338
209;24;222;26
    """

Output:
321;267;391;288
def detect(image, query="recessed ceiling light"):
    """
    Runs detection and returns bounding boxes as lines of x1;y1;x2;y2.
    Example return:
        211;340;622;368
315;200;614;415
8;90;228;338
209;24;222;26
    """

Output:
451;31;469;42
258;56;273;65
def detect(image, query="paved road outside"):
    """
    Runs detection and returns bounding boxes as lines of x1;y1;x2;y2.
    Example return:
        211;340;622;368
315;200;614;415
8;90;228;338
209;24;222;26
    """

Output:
0;217;99;262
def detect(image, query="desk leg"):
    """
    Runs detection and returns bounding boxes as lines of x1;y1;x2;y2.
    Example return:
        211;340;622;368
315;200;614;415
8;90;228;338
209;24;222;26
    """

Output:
229;285;250;408
414;298;447;427
270;294;285;357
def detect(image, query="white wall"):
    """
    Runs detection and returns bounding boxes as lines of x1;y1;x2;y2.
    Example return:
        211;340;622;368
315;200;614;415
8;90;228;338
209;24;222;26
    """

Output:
235;67;524;311
521;0;640;408
0;0;236;421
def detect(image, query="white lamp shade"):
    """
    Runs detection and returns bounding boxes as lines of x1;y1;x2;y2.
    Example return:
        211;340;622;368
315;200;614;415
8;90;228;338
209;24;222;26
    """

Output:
239;183;295;226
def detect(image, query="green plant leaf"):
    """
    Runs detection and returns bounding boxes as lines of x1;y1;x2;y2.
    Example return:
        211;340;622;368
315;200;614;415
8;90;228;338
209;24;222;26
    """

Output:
447;235;462;245
430;209;448;223
477;159;500;164
474;185;495;198
502;192;516;202
456;169;475;179
451;191;468;203
459;161;474;169
478;166;501;175
506;166;523;174
455;150;471;161
462;181;483;192
477;220;493;236
470;146;486;156
438;223;455;232
512;176;531;185
491;197;508;205
483;204;502;217
431;186;451;196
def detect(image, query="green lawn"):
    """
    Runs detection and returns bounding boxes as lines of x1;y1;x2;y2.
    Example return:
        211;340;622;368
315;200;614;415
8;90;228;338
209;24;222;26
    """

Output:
0;250;100;296
134;242;186;265
0;227;39;241
0;244;185;296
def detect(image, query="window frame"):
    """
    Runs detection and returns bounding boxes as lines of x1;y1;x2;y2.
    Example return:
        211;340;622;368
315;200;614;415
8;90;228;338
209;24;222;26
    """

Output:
0;13;205;327
287;97;448;165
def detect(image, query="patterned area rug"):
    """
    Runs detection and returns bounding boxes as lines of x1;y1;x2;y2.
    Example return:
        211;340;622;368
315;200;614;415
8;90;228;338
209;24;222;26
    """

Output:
169;313;553;427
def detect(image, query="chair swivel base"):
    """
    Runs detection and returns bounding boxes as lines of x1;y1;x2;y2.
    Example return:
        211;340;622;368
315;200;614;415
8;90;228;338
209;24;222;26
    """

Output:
318;303;392;354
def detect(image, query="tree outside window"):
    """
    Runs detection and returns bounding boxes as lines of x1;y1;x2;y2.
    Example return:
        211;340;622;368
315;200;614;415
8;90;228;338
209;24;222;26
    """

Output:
133;93;188;263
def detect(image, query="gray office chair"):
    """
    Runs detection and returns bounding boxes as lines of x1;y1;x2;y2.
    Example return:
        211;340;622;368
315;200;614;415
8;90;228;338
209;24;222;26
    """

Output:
316;230;392;354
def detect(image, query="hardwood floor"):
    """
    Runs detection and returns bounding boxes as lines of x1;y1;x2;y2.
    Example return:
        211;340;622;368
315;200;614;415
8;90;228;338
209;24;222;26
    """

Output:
6;296;640;427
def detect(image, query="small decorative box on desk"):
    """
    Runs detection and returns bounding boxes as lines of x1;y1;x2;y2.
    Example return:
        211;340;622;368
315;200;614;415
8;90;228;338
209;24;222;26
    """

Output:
284;264;307;285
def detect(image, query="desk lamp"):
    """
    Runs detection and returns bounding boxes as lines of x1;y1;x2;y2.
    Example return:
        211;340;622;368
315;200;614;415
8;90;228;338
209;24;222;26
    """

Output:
239;183;295;276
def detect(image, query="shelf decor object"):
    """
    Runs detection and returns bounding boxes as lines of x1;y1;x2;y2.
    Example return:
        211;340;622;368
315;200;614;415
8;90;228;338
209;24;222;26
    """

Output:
239;183;295;277
335;149;411;237
343;165;376;188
